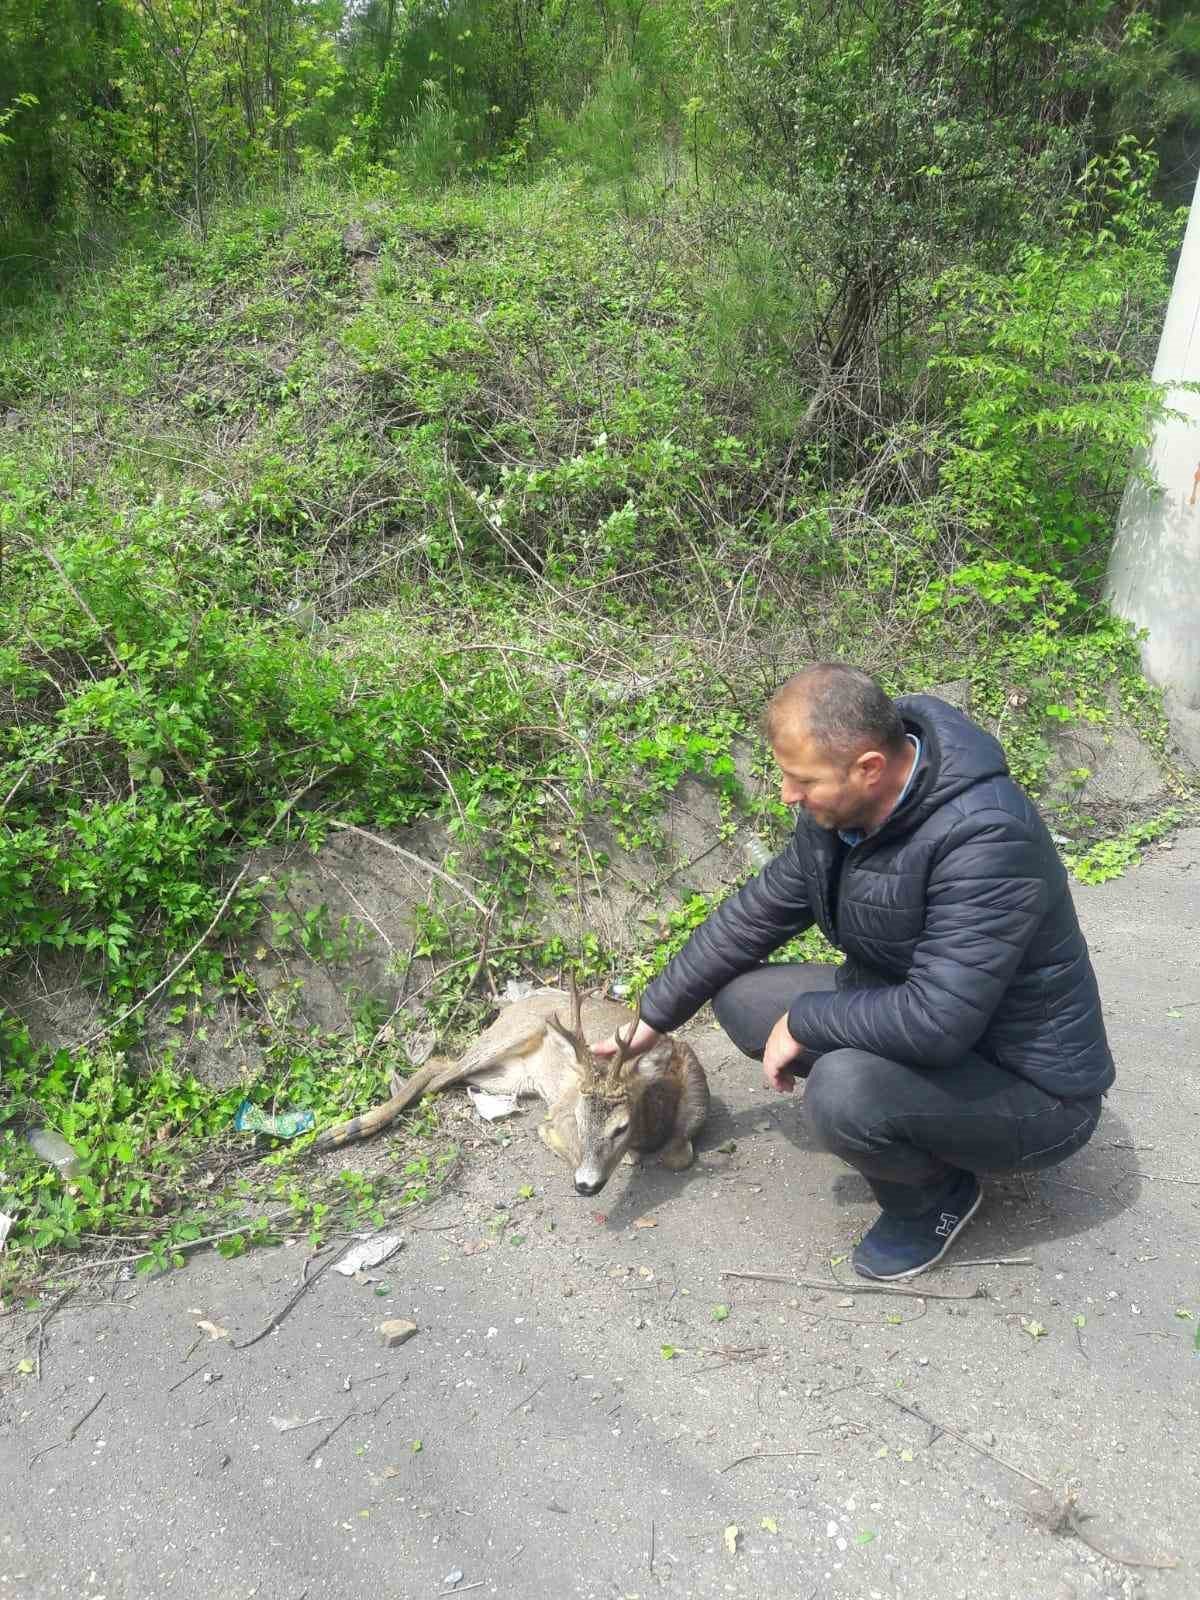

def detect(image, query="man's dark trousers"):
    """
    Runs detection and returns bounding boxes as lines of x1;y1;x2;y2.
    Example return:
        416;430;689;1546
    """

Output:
714;964;1102;1218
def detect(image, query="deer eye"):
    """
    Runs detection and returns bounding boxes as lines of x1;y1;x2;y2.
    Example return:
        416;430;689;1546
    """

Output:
609;1121;629;1139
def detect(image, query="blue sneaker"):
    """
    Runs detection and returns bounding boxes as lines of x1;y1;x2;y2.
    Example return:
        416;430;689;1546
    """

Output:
853;1170;982;1281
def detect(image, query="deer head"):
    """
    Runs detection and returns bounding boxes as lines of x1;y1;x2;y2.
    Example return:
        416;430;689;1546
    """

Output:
546;975;644;1196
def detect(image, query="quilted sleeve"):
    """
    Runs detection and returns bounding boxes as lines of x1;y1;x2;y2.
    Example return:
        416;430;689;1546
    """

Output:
637;837;815;1033
785;812;1048;1067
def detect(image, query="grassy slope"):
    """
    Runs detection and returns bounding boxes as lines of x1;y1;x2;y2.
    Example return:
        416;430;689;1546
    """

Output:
0;172;1186;1272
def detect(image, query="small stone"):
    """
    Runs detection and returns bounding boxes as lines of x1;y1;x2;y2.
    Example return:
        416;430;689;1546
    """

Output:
379;1319;419;1348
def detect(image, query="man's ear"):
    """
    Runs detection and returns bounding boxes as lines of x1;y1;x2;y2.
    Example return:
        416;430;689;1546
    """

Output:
856;749;887;784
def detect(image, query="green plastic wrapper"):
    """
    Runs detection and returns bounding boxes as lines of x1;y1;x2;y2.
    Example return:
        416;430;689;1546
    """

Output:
233;1100;315;1139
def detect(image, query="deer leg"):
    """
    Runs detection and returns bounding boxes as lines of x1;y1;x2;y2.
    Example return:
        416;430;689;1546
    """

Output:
658;1137;695;1171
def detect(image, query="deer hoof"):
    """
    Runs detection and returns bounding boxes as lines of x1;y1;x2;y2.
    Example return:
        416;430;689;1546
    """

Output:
659;1138;694;1171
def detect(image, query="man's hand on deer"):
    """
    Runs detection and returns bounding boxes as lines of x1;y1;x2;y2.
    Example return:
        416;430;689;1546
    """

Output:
592;1017;663;1061
762;1011;806;1092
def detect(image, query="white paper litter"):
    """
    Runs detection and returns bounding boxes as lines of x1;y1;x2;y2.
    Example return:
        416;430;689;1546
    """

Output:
466;1086;521;1121
333;1233;405;1276
503;978;539;1003
0;1212;13;1252
269;1413;329;1432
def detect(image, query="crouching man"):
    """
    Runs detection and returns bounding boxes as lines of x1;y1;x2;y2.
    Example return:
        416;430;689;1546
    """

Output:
598;663;1112;1280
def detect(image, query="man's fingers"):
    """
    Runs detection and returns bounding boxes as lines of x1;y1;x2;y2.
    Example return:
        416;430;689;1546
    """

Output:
594;1022;662;1059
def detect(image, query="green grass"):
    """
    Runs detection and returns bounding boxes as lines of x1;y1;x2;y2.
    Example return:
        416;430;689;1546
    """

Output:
0;168;1189;1276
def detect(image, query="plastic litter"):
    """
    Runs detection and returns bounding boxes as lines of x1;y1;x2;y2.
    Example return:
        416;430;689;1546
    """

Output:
333;1233;405;1276
466;1086;520;1121
233;1100;315;1139
25;1127;82;1179
0;1211;12;1251
743;833;773;871
502;978;538;1003
443;1570;464;1588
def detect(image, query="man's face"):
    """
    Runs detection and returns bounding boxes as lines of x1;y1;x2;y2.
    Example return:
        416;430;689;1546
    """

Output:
771;724;885;832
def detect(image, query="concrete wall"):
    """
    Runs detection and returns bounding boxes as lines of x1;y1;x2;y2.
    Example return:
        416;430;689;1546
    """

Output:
1106;169;1200;709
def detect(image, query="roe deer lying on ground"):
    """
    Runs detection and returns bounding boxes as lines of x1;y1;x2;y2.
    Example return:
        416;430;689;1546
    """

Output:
312;984;710;1196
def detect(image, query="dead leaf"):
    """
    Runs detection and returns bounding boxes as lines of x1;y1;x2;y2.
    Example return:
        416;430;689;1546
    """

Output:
724;1524;740;1555
196;1319;230;1341
632;1217;657;1229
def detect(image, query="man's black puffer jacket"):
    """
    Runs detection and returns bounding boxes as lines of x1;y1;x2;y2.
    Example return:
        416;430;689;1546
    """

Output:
639;695;1114;1100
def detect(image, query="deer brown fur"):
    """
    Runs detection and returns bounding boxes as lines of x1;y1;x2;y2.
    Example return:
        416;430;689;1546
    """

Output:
312;983;709;1196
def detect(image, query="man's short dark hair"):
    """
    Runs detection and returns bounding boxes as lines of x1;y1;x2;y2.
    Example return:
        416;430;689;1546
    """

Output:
763;663;907;761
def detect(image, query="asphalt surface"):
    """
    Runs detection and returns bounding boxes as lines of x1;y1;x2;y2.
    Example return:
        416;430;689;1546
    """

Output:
3;831;1199;1600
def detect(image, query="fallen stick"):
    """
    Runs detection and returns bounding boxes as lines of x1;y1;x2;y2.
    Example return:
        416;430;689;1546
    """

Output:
304;1406;355;1464
81;771;330;1049
938;1256;1032;1269
720;1269;982;1303
45;1213;296;1280
720;1448;818;1473
507;1375;550;1416
881;1393;1053;1493
1065;1502;1179;1571
25;1286;75;1382
880;1395;1179;1570
232;1236;357;1350
28;1390;108;1471
325;821;489;914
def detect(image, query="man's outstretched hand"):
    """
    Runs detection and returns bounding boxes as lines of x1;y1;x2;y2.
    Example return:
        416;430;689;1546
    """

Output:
592;1018;663;1061
763;1011;806;1092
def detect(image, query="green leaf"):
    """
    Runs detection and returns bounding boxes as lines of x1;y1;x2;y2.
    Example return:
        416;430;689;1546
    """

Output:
854;1530;876;1545
1021;1319;1047;1340
711;1304;729;1322
660;1344;679;1360
760;1516;779;1534
516;1185;534;1199
411;1439;423;1453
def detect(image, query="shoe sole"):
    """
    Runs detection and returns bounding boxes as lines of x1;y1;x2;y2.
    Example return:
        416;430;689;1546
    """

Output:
853;1184;984;1282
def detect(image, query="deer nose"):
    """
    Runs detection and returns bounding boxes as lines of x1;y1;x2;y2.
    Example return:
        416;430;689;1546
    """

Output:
575;1177;602;1196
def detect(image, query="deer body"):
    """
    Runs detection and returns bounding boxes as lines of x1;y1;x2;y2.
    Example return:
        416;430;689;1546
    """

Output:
313;987;709;1196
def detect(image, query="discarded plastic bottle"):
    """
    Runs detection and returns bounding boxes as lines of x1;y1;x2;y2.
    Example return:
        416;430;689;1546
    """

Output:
743;834;773;872
25;1127;82;1180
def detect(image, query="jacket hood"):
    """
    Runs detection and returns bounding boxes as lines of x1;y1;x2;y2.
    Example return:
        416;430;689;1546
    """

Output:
885;694;1009;836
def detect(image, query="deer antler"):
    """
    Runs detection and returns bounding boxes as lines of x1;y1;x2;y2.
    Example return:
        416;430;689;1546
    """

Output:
608;994;643;1080
546;970;591;1074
